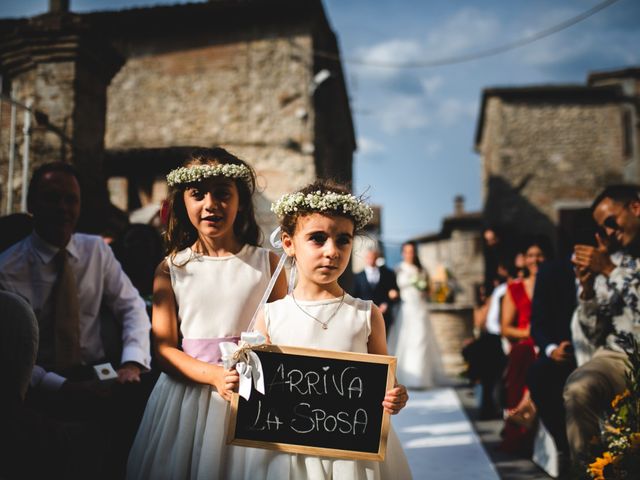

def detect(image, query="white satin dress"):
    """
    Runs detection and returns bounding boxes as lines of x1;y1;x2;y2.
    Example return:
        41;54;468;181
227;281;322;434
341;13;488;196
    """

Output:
393;262;447;389
126;246;271;480
243;294;413;480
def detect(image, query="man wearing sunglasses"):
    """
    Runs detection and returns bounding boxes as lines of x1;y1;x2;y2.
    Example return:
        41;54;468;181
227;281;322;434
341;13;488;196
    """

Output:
564;184;640;464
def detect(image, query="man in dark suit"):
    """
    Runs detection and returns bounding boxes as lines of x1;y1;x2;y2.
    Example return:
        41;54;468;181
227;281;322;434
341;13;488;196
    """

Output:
352;248;399;336
527;257;577;461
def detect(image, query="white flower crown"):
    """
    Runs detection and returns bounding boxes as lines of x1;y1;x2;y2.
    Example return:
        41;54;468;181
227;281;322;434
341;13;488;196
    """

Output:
271;190;374;230
166;164;252;187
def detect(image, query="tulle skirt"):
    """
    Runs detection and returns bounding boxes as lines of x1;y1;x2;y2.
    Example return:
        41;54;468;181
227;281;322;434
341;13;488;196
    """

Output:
128;374;412;480
243;426;412;480
126;372;251;480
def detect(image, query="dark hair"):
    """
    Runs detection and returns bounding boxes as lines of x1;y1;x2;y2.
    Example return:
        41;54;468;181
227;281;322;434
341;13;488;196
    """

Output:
591;184;640;213
112;224;165;296
27;162;80;213
0;213;33;253
164;147;261;259
279;179;361;236
473;283;487;307
495;251;517;279
401;241;424;271
520;235;553;259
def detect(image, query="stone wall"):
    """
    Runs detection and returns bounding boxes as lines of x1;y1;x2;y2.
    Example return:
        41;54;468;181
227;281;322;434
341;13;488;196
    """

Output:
0;3;355;237
417;229;484;307
429;305;474;376
479;97;634;237
105;27;338;236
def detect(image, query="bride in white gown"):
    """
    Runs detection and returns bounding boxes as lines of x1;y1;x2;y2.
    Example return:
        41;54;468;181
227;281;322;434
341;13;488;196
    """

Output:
392;242;447;389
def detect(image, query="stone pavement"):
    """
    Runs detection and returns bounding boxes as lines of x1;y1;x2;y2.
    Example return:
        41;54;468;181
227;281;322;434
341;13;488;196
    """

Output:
393;386;552;479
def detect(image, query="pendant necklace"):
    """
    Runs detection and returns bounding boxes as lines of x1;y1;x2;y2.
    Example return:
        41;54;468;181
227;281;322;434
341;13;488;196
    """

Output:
291;289;345;330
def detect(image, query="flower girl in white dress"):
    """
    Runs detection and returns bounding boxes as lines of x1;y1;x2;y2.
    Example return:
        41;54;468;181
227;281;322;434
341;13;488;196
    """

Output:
250;180;413;480
126;148;286;479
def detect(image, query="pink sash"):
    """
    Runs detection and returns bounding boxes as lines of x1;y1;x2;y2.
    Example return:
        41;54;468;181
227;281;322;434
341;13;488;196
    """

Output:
181;336;241;364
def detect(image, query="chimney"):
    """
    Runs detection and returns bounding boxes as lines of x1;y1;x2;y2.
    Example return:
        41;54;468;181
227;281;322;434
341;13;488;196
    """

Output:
454;195;465;216
49;0;70;14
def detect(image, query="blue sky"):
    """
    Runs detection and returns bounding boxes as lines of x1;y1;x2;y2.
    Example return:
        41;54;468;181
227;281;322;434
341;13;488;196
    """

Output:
2;0;639;254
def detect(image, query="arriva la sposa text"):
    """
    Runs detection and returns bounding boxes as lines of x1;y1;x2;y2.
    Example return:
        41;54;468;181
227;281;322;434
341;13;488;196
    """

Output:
249;363;369;434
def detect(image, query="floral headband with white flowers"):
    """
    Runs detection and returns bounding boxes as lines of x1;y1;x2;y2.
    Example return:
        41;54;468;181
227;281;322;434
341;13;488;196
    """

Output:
166;164;253;187
271;190;374;230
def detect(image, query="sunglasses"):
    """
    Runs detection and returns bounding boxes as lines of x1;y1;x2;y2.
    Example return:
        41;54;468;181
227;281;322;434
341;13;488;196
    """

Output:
602;216;620;231
595;216;621;239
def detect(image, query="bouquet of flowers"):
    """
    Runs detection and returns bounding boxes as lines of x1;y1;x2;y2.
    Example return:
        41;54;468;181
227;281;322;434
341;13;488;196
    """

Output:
412;275;428;292
587;333;640;479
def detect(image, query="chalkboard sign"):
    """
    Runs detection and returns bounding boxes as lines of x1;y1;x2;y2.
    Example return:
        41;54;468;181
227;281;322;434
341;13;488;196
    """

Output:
227;345;396;461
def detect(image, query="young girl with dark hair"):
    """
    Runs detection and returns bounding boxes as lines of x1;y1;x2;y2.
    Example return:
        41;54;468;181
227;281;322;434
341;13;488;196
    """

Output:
249;180;412;479
127;147;287;479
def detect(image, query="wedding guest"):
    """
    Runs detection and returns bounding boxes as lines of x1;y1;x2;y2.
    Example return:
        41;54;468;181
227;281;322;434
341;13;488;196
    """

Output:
0;162;152;478
566;184;640;462
526;256;577;464
0;290;86;479
462;259;512;418
500;238;548;455
352;247;399;337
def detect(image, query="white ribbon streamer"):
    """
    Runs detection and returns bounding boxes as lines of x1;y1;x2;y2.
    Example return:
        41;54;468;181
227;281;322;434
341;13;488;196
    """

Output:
219;332;266;400
246;227;294;332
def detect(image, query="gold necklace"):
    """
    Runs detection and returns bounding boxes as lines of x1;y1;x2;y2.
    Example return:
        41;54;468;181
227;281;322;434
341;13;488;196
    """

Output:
291;290;346;330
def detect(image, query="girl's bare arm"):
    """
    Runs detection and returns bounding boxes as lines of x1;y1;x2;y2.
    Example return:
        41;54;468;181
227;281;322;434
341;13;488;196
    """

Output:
367;304;408;414
152;260;238;400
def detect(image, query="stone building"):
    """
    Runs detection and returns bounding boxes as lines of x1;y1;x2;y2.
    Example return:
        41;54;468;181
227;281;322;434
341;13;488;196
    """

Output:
0;0;355;236
409;196;484;307
475;67;640;250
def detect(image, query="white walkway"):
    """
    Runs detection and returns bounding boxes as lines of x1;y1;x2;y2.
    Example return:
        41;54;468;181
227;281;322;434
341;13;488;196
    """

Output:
393;387;499;479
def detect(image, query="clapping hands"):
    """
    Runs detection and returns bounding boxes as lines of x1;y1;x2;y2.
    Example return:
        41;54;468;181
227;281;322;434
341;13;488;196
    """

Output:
573;234;614;299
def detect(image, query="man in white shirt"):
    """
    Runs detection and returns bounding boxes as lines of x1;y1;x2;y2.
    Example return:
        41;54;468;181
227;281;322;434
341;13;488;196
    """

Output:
462;262;510;419
0;162;151;389
0;162;152;476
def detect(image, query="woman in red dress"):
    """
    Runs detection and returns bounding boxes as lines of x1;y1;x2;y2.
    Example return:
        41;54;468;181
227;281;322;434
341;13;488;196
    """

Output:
500;241;547;454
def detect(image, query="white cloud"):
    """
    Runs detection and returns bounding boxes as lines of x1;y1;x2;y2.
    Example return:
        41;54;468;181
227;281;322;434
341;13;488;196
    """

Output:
421;76;444;95
357;136;386;155
423;8;499;57
360;38;423;65
354;8;499;82
357;7;499;68
378;94;430;134
356;39;423;79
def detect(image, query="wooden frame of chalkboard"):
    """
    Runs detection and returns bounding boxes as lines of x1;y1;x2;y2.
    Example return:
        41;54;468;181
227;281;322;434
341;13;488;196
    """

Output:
227;344;396;461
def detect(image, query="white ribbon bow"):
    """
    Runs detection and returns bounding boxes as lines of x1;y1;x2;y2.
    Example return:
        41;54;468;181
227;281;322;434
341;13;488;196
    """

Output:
219;332;266;400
